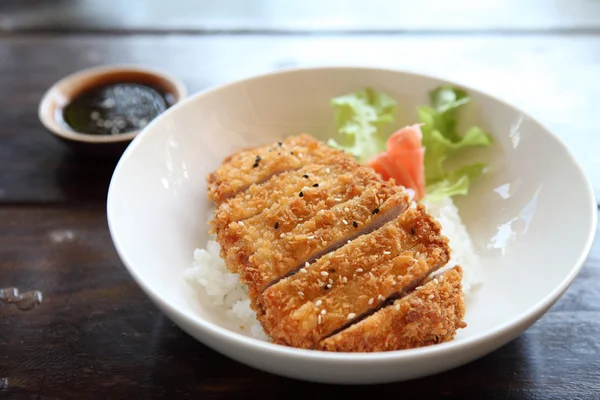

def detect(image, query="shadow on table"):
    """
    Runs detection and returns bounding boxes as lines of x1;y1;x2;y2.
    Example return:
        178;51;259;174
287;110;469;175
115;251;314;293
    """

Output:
54;150;122;203
146;319;535;399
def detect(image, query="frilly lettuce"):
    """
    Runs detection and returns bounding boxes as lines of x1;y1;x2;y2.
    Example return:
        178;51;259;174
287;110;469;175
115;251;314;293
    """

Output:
327;88;397;163
420;86;492;200
328;85;492;200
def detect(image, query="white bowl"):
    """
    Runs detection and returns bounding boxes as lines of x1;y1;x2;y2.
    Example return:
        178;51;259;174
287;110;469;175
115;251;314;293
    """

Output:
107;67;597;384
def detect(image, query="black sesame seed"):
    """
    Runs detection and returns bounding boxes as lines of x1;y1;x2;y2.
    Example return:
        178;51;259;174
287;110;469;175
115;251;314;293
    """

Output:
312;183;319;187
278;141;283;146
302;174;309;179
274;222;279;229
323;285;329;291
290;152;294;155
252;162;259;168
372;208;380;215
255;155;262;162
329;268;335;273
353;221;358;228
299;191;304;198
411;227;415;235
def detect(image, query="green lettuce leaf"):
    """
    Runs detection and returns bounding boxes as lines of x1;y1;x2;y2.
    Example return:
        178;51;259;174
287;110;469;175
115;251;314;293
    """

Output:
327;88;397;163
420;85;492;199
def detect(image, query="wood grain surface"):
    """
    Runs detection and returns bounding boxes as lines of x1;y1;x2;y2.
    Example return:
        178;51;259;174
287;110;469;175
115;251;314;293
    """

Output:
0;2;599;399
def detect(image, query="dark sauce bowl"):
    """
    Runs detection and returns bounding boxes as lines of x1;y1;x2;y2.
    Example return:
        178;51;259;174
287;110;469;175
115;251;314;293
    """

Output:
39;65;187;157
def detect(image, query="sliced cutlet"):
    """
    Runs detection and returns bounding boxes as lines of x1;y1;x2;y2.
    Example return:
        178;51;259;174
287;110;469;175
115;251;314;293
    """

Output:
235;184;411;299
207;133;343;203
258;204;450;348
210;154;378;236
317;266;466;352
215;163;382;273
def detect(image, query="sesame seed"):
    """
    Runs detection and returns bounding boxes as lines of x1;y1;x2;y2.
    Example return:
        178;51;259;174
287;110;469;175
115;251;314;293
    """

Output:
325;168;331;173
238;221;245;226
303;174;309;178
298;153;303;158
280;233;285;238
397;275;403;280
428;294;435;299
318;280;324;286
383;251;391;255
328;278;333;284
274;222;279;229
378;294;385;301
245;195;251;199
278;141;283;146
356;268;363;273
372;208;379;214
416;286;424;290
299;191;304;197
342;219;348;225
255;155;262;162
391;280;397;285
433;278;439;284
290;151;294;155
315;300;322;306
335;198;342;202
368;298;374;305
253;162;259;168
407;266;414;271
342;277;348;283
411;227;415;235
300;268;307;273
439;275;444;281
304;261;310;268
329;268;335;273
324;285;330;290
298;291;304;297
321;271;329;276
395;304;400;310
321;309;326;315
318;315;322;324
318;210;325;216
369;272;375;278
326;284;332;289
353;221;358;228
347;313;356;319
344;207;349;212
347;240;351;244
312;183;319;187
307;235;315;239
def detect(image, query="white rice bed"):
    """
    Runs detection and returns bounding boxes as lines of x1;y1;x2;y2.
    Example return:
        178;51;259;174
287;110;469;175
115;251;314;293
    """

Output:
183;196;480;341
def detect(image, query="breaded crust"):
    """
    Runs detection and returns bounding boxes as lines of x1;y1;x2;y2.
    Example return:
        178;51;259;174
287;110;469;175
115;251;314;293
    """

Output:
215;166;382;274
258;205;450;348
241;185;410;297
316;266;466;352
207;134;342;203
211;155;379;237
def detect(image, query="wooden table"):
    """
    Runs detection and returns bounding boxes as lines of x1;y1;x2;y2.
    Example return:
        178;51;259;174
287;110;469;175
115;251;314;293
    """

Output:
1;1;599;398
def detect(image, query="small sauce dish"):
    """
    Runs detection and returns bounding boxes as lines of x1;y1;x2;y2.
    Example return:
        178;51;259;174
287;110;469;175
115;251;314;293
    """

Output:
39;65;187;156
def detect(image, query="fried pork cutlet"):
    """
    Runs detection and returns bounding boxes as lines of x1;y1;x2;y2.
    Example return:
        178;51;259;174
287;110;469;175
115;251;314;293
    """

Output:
258;205;450;348
225;184;410;299
215;163;383;273
210;154;380;237
317;266;466;352
207;133;343;204
206;133;467;352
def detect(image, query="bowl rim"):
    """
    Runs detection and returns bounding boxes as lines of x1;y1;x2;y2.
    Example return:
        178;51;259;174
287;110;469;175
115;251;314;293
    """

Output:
38;64;187;144
107;65;597;363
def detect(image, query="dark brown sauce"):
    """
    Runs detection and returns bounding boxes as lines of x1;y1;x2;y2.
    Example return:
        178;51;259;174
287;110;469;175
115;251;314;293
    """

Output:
62;82;174;135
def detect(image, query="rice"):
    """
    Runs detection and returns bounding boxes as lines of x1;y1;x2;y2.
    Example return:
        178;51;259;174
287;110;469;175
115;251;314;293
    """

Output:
184;197;480;340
